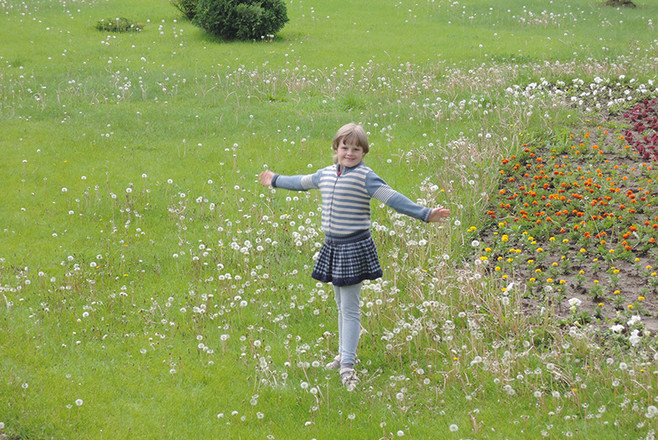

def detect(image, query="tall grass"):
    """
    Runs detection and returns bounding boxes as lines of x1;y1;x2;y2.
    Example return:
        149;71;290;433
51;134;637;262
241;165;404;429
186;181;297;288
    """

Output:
1;0;657;438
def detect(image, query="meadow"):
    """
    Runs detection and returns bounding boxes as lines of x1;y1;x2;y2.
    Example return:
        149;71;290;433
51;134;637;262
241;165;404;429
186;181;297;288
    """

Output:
1;0;657;438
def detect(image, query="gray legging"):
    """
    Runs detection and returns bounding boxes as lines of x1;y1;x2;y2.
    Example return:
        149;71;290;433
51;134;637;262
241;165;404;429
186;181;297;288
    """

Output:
333;283;362;367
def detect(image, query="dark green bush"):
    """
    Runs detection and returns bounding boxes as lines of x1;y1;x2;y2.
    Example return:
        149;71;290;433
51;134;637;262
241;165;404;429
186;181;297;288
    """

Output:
96;17;143;32
194;0;289;41
171;0;198;20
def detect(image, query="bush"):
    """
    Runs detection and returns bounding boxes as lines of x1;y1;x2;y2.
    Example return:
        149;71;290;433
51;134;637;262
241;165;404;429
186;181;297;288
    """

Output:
194;0;289;41
171;0;198;20
96;17;143;32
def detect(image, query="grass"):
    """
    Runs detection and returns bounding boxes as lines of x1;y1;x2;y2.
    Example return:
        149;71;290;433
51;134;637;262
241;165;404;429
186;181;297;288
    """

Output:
1;0;658;438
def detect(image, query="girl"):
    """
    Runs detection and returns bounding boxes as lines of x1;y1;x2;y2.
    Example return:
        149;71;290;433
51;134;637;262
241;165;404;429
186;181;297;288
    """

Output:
259;123;450;389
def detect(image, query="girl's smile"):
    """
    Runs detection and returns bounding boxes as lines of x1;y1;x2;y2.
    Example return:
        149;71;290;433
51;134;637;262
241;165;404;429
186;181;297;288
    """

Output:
336;141;366;169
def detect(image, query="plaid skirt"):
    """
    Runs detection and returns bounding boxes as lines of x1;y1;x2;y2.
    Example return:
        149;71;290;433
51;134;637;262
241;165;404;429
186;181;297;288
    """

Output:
311;230;383;286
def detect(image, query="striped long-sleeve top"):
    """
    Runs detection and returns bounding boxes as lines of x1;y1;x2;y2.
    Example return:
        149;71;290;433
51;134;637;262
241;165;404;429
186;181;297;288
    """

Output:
271;162;431;238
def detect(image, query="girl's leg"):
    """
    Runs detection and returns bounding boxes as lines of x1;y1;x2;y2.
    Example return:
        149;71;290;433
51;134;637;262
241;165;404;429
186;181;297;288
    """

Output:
335;283;362;367
333;284;343;363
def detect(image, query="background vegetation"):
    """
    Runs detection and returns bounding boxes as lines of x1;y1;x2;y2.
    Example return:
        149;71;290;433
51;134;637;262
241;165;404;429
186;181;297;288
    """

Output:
1;0;657;438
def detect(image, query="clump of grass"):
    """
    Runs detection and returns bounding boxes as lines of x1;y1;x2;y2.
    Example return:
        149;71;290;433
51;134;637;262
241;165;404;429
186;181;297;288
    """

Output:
95;17;143;33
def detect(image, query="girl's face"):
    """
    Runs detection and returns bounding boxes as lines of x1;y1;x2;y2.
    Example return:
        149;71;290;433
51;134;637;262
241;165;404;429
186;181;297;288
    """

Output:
336;139;366;169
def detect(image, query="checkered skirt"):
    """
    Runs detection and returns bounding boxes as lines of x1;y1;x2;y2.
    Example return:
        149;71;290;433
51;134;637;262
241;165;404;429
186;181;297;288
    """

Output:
311;230;383;286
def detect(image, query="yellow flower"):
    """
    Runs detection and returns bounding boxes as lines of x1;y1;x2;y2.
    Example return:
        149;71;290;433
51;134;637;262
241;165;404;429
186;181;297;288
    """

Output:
529;278;536;282
546;278;553;283
560;280;566;284
628;304;634;309
638;296;645;301
536;248;544;252
578;270;585;275
579;248;586;253
495;266;501;271
549;237;556;242
552;262;558;267
614;290;621;295
562;239;569;243
501;235;509;242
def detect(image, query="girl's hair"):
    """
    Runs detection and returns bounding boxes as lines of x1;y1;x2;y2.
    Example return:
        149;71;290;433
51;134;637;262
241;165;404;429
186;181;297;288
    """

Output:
332;123;369;155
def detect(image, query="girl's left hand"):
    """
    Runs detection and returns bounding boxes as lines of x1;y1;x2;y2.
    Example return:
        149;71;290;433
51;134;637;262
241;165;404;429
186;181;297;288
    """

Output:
428;207;450;222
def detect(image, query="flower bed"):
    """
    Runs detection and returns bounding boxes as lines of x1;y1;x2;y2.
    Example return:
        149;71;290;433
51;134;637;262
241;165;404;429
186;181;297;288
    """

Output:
475;101;658;338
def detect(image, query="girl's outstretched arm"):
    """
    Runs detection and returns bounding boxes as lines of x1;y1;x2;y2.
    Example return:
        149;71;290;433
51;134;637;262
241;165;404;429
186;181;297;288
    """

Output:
428;207;451;223
259;170;274;186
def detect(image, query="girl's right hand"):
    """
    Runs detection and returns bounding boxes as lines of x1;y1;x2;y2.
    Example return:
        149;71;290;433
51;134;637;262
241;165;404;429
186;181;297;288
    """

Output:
259;170;274;186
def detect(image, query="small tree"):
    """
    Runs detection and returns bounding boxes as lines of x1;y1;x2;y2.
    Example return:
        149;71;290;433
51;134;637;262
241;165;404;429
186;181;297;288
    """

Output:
194;0;289;41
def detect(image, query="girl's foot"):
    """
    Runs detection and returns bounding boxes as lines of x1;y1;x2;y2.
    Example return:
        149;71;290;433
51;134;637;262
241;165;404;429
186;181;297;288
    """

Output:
326;355;341;370
340;367;359;391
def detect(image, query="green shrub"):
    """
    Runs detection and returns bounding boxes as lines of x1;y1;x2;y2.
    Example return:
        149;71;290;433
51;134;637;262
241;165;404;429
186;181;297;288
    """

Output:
171;0;198;20
96;17;143;32
193;0;289;41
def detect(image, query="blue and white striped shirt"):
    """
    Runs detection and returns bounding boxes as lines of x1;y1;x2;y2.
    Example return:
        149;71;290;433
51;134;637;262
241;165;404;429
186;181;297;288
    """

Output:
272;162;431;238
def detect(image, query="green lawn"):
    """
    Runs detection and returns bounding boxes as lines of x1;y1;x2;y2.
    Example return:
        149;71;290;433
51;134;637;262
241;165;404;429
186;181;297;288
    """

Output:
1;0;657;438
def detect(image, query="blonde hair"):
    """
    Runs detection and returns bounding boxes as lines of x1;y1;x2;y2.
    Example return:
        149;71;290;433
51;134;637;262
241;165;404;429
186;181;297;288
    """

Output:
332;123;369;164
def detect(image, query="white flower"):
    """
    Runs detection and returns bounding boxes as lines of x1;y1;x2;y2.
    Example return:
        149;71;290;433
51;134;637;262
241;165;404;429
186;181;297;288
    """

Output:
629;330;641;347
75;399;83;406
646;405;658;418
449;424;458;432
567;298;582;308
627;315;641;326
610;324;624;333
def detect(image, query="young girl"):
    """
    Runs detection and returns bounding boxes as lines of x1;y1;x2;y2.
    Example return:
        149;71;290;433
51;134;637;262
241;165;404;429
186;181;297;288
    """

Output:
259;123;450;389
